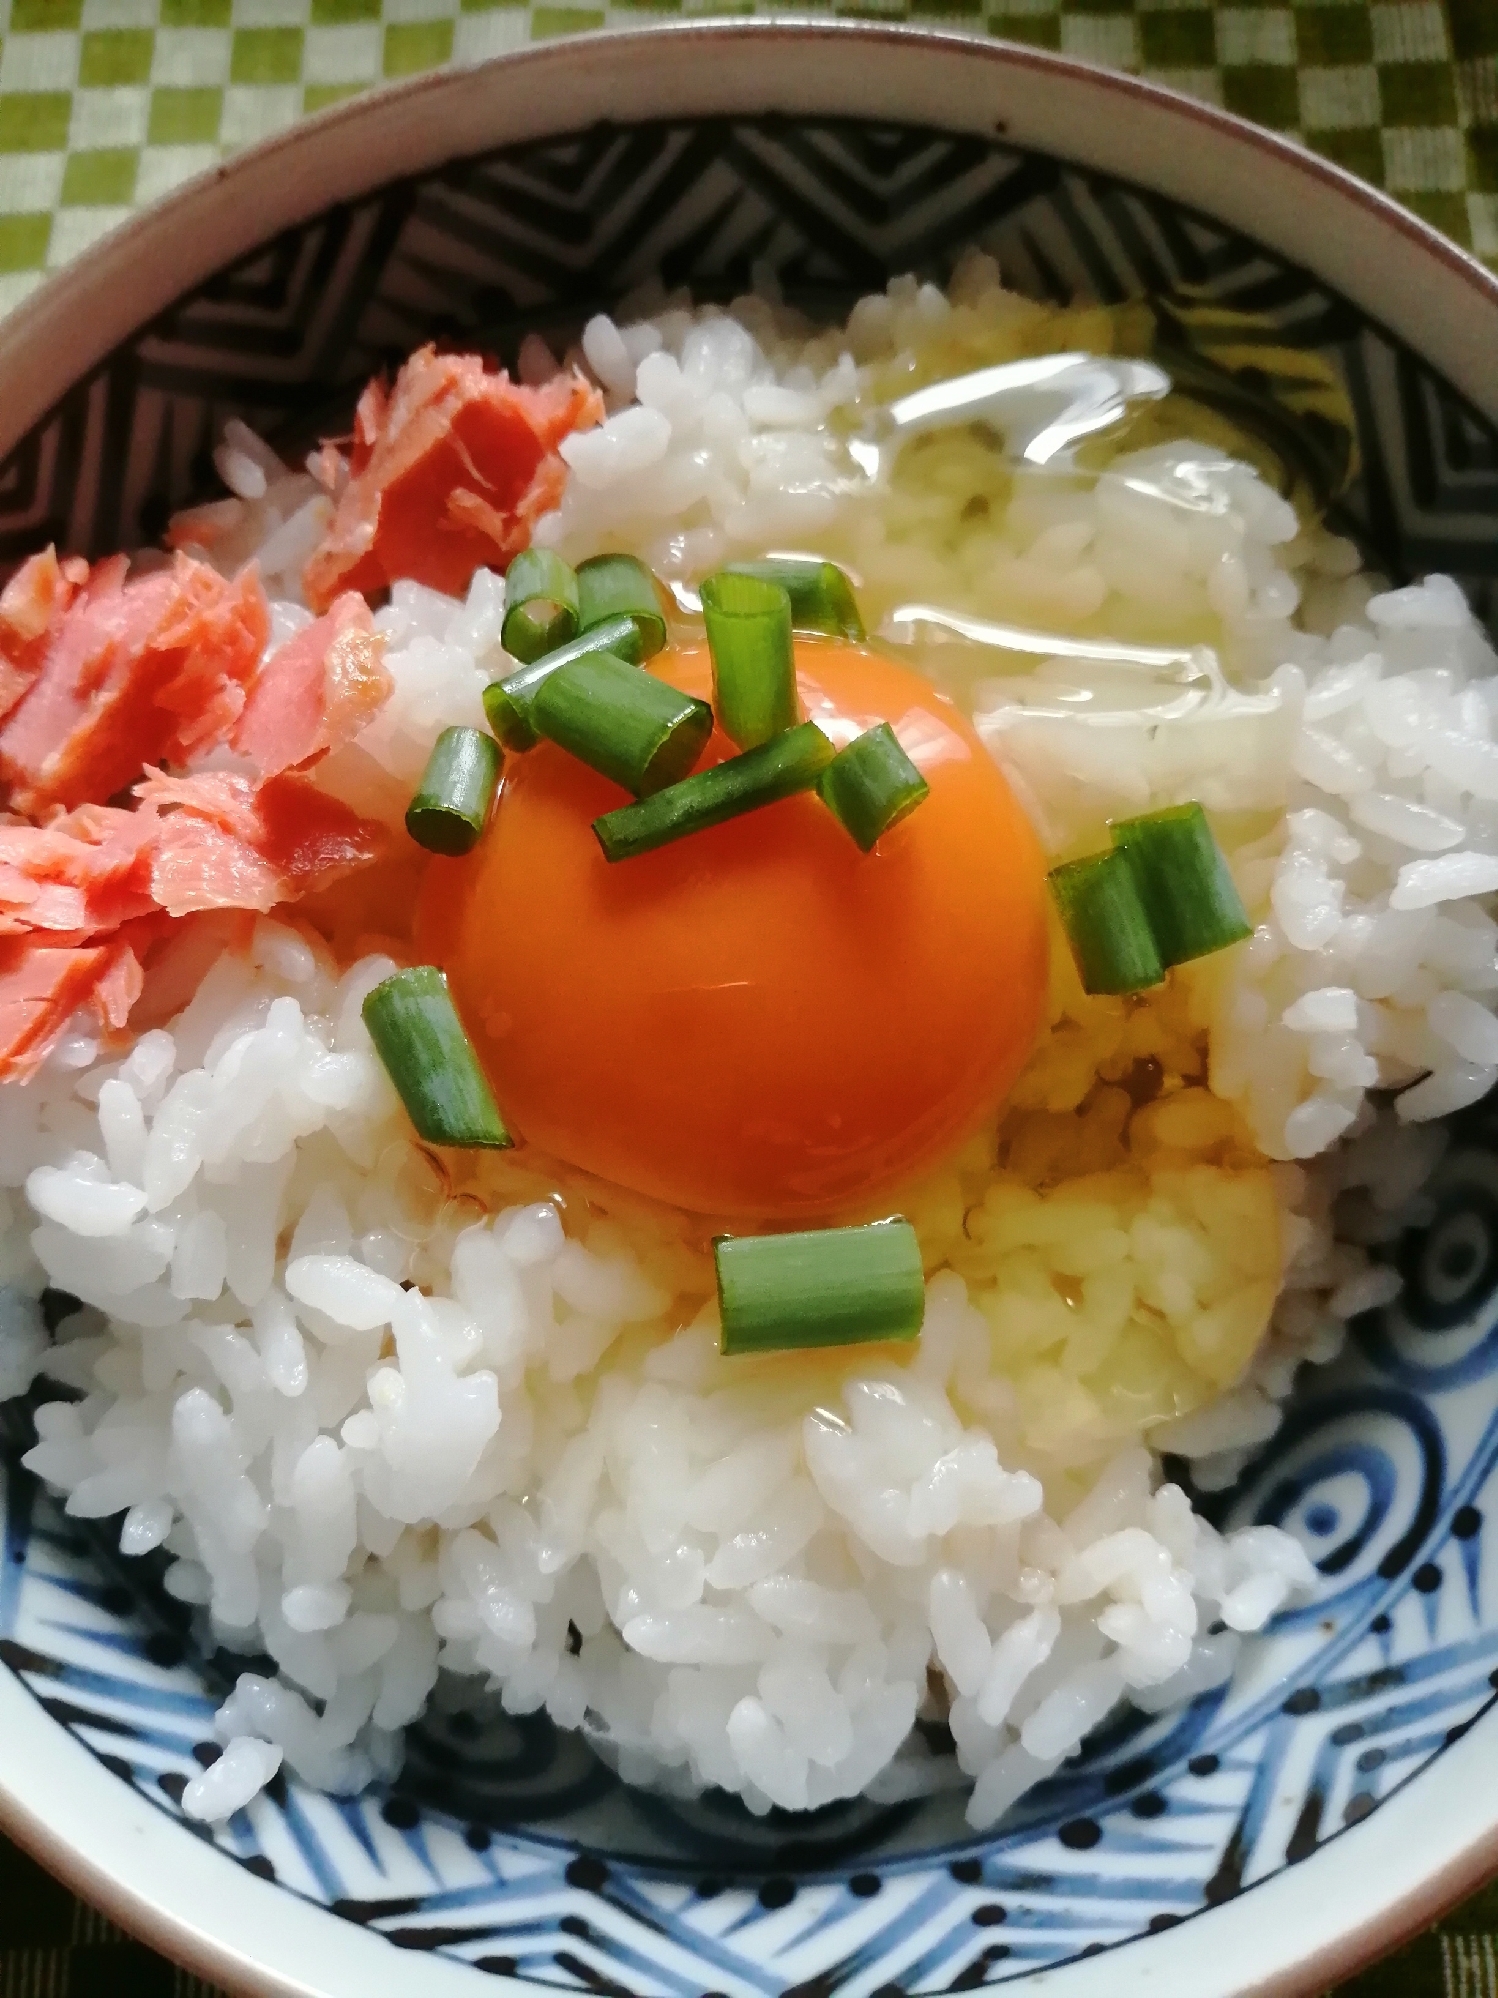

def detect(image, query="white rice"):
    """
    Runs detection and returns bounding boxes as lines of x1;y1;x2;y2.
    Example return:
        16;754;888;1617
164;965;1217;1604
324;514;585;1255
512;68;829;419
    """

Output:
5;257;1494;1828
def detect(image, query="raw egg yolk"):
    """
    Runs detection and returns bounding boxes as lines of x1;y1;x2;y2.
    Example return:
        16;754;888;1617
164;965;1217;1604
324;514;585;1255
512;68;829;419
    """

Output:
416;639;1049;1220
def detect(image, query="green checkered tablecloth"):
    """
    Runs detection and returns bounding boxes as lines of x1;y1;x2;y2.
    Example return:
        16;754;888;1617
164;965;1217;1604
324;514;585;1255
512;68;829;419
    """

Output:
0;1;1494;1993
0;0;1492;315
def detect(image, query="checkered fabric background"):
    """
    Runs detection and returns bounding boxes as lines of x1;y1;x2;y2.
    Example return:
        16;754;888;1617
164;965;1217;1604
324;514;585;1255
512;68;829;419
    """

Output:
0;0;1494;1991
0;0;1488;318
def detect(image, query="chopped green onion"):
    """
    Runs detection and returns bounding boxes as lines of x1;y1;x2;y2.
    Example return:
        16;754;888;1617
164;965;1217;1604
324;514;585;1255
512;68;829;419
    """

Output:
716;1219;925;1355
701;571;799;750
533;651;712;798
405;725;502;856
1048;850;1164;996
504;599;575;663
501;549;579;663
483;614;646;751
818;722;929;851
724;557;865;640
593;721;835;862
1050;803;1250;995
1110;803;1252;968
576;553;668;656
362;967;511;1150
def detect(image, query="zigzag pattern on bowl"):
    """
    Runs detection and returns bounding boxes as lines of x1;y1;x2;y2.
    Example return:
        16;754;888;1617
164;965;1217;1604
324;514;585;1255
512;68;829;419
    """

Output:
3;115;1498;1994
0;121;1496;599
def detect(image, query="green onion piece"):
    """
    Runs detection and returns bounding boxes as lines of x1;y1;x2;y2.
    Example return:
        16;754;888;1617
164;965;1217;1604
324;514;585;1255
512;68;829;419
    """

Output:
716;1219;925;1356
501;549;579;663
594;721;835;862
724;557;865;640
362;967;511;1149
405;725;501;856
483;614;647;752
1110;802;1252;968
533;651;712;798
818;722;929;852
701;571;799;750
503;598;575;664
576;553;668;656
1048;850;1165;996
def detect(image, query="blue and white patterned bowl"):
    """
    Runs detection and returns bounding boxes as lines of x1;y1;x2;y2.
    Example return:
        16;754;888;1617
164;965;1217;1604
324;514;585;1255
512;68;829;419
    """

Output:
4;25;1498;1997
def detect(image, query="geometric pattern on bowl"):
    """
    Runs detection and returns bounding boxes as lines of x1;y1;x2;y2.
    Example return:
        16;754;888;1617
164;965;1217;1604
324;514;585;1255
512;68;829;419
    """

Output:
2;113;1498;1993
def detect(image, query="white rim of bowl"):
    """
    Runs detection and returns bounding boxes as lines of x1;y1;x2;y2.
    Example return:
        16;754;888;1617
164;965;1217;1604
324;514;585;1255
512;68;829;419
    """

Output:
1;17;1497;456
0;22;1495;1998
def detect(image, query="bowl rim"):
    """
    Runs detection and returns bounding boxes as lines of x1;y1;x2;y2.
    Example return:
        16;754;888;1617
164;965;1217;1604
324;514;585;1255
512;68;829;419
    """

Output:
2;15;1498;461
1;20;1497;1998
7;1653;1498;1998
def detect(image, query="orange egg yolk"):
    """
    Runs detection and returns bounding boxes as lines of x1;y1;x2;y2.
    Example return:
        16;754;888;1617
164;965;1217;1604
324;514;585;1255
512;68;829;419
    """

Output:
416;639;1049;1220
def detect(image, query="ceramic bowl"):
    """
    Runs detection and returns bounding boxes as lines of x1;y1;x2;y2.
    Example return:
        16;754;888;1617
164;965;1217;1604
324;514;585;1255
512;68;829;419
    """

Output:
3;23;1498;1998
